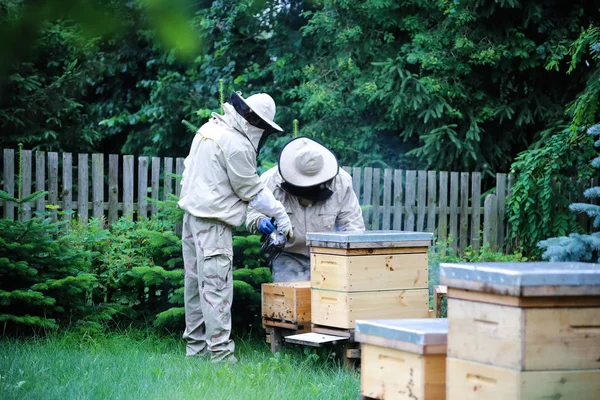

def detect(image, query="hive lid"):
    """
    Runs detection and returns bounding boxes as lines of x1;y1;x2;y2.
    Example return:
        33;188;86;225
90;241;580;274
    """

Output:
440;262;600;297
355;319;447;354
306;230;433;249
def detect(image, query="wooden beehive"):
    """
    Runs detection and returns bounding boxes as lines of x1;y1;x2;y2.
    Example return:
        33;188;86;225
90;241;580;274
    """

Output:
355;318;448;400
261;281;311;330
307;231;433;331
440;261;600;399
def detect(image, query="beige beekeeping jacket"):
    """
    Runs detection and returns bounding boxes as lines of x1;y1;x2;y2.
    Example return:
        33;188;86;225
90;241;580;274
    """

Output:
178;106;265;227
246;167;365;257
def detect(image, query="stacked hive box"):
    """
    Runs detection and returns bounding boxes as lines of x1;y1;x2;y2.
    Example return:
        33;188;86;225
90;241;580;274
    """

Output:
441;262;600;400
356;318;448;400
261;281;311;331
306;231;433;331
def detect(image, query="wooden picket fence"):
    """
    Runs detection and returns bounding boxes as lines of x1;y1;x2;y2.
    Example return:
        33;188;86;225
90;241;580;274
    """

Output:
1;148;513;253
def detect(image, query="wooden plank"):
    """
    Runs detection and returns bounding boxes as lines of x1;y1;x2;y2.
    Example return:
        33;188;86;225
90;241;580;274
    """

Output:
471;172;482;251
382;169;392;230
35;151;45;214
438;172;449;244
405;171;417;231
175;157;185;197
363;167;373;228
427;171;437;234
496;173;507;249
20;150;32;221
393;169;403;230
507;173;515;248
310;247;428;256
310;253;429;292
77;154;89;223
460;172;469;253
483;194;498;249
163;157;173;201
47;152;58;222
352;167;361;201
311;324;353;339
446;357;600;400
138;156;149;219
62;153;73;221
372;168;381;230
108;154;119;223
123;155;134;220
311;288;430;329
3;149;15;220
417;170;427;231
361;344;446;400
449;172;459;252
151;157;160;216
284;332;345;347
448;288;600;308
92;153;104;220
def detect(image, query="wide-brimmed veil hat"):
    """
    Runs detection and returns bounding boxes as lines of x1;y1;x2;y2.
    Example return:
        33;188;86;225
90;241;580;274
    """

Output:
227;91;283;133
279;137;339;187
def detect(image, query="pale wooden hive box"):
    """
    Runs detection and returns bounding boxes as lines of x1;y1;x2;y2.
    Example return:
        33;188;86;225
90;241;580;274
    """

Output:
307;231;433;330
355;318;448;400
261;281;311;331
440;261;600;400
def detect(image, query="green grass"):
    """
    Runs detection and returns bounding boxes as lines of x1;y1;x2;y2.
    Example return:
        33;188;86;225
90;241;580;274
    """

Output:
0;330;359;400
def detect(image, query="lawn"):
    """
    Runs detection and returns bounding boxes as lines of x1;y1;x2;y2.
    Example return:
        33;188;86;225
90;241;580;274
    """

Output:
0;330;360;400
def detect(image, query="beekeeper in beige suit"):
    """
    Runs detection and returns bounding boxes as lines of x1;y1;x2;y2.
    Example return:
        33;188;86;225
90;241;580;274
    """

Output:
178;91;292;363
247;137;365;282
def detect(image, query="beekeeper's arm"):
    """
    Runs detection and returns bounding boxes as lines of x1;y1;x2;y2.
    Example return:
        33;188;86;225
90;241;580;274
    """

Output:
335;178;365;232
226;150;292;237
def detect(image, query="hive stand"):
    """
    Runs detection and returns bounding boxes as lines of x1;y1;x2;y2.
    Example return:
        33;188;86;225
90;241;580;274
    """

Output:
356;318;448;400
284;230;434;367
441;261;600;400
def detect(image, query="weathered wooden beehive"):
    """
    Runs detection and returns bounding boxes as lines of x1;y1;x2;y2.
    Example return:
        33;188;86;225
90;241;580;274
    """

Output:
441;261;600;400
306;231;433;331
261;281;311;331
356;318;448;400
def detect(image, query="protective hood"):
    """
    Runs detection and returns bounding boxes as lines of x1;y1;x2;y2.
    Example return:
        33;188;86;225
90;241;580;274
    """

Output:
212;103;265;153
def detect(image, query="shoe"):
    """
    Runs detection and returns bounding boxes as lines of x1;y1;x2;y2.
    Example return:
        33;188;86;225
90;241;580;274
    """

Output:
211;354;238;364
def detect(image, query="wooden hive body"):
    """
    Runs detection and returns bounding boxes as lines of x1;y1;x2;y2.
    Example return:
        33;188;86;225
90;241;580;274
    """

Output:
307;231;433;330
356;318;448;400
441;262;600;400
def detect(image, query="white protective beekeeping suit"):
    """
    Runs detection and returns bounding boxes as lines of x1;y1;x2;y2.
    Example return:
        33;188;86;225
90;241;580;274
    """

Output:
246;137;365;282
178;92;292;362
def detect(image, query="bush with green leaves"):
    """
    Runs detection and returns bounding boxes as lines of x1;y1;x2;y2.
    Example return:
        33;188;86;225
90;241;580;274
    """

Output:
0;218;98;334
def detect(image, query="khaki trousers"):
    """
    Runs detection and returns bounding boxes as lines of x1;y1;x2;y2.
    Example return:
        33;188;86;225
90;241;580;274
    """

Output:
182;213;235;362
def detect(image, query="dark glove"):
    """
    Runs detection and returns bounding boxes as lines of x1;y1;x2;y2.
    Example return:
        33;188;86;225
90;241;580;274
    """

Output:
258;218;276;235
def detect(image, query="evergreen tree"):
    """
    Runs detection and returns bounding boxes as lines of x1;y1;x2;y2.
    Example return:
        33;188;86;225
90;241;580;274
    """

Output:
0;218;96;333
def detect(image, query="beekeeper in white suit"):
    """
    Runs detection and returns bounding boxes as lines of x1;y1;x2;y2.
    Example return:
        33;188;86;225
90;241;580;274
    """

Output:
178;91;292;363
246;137;365;282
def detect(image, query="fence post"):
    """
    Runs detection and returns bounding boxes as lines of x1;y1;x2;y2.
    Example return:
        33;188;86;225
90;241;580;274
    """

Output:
63;153;73;221
496;173;507;249
21;150;32;221
460;172;469;253
393;169;403;230
382;169;392;230
35;151;45;215
3;149;15;220
449;172;459;253
427;171;437;234
123;155;134;220
48;152;59;222
471;172;482;251
92;153;104;221
78;154;89;223
108;154;119;223
483;194;498;250
405;170;416;231
363;167;373;227
438;171;449;244
417;170;427;231
138;156;149;219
